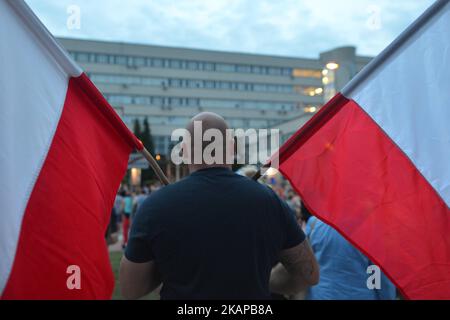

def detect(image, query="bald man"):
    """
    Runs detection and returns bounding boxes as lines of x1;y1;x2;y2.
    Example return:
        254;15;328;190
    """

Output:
120;112;319;300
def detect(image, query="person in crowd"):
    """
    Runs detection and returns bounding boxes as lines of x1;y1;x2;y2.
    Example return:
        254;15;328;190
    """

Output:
121;190;133;249
120;112;319;300
302;202;396;300
131;188;147;222
114;191;124;223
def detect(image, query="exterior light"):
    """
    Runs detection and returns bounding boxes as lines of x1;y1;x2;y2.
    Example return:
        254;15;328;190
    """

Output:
304;106;317;113
326;62;339;70
155;154;161;161
315;87;323;94
322;69;329;76
130;168;141;186
322;77;329;85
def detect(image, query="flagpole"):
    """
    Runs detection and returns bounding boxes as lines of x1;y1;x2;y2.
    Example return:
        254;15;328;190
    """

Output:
139;147;170;186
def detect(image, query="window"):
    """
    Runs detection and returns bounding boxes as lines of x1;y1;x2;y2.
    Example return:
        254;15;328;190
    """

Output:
252;66;262;74
204;62;214;71
107;95;132;105
115;55;127;65
152;97;163;106
134;57;146;67
142;77;164;86
187;61;198;70
268;67;282;76
96;54;109;64
187;80;202;88
134;96;151;105
152;58;164;68
218;82;232;90
292;69;322;78
76;53;89;62
282;68;292;76
216;63;235;72
169;98;183;107
169;59;182;68
254;84;266;92
236;65;251;73
204;81;215;89
88;53;96;63
186;98;199;107
169;79;182;87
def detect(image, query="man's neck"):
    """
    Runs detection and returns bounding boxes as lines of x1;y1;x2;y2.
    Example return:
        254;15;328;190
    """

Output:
188;164;232;174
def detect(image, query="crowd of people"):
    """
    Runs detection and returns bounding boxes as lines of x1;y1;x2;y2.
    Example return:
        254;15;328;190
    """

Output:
106;182;163;249
110;167;397;300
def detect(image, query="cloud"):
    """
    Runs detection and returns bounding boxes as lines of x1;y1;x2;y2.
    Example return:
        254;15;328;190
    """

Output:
25;0;434;58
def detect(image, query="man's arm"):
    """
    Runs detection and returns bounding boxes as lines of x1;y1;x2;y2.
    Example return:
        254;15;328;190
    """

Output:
269;239;319;296
119;256;162;300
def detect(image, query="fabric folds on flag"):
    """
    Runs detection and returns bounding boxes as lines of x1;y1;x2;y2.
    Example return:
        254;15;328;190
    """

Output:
0;0;142;299
275;1;450;299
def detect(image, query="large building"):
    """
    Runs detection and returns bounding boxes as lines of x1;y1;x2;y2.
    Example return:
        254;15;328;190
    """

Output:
59;38;371;156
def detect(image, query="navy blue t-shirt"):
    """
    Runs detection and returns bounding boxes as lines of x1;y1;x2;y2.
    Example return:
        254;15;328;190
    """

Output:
125;167;305;300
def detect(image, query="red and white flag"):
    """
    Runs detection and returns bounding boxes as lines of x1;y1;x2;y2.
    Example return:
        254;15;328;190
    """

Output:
0;0;142;299
275;1;450;299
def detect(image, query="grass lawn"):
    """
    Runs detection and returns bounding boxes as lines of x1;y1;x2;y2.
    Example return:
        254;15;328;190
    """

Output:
109;251;159;300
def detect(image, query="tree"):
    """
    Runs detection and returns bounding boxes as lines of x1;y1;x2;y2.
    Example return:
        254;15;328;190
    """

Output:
134;117;156;184
133;118;142;140
142;117;155;154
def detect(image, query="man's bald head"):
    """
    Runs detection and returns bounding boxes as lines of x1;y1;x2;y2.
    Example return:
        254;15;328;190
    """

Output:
186;112;229;137
183;112;233;172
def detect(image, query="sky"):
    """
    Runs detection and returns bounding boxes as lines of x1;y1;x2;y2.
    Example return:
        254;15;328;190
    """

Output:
26;0;434;58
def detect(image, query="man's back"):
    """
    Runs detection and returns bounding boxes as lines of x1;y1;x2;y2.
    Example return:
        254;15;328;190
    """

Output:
125;167;305;299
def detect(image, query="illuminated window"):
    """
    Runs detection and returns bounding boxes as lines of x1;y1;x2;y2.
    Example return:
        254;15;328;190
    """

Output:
294;86;324;96
304;106;318;113
292;69;322;79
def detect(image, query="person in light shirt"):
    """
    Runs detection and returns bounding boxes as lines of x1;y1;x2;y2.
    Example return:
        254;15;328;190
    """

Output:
302;203;396;300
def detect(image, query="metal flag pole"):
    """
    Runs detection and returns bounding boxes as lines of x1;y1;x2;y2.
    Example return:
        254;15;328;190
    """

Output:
139;147;170;186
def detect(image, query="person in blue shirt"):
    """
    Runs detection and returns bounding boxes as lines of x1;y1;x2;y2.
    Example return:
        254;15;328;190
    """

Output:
305;212;396;300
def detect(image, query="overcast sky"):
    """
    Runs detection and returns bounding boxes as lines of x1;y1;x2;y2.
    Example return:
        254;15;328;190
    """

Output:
26;0;434;58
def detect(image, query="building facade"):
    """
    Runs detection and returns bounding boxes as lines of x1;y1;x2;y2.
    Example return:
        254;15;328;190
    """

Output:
59;38;371;157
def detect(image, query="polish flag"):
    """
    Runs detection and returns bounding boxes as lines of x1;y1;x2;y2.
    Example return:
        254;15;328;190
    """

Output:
0;0;142;299
275;1;450;299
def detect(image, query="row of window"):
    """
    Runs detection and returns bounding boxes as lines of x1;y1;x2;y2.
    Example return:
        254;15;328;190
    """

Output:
90;73;323;96
106;94;299;111
69;51;322;78
124;115;280;129
127;117;284;155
